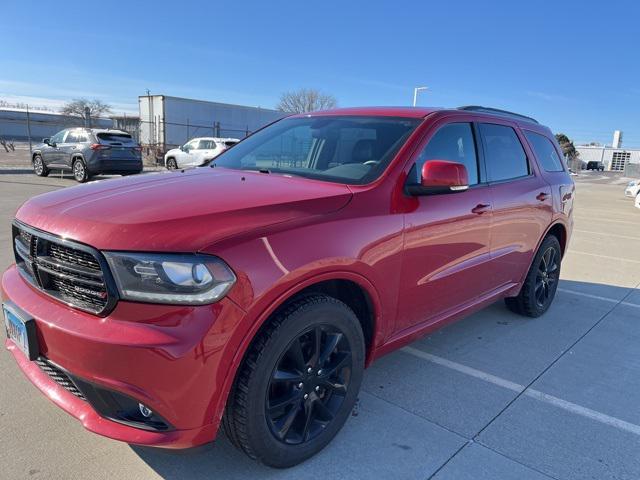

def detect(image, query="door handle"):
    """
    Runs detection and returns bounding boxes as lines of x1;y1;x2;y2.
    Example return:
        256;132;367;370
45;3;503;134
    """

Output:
536;192;549;202
471;203;491;214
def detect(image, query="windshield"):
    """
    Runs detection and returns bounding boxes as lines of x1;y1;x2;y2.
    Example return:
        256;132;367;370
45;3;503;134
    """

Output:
211;116;421;184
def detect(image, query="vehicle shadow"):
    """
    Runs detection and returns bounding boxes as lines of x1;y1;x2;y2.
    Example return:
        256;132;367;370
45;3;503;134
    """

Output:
130;279;639;479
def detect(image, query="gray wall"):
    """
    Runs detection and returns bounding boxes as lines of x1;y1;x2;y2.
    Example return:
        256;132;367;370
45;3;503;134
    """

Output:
0;109;112;142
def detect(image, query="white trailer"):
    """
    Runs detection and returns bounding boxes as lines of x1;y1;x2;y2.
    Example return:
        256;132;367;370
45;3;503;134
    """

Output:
139;95;285;153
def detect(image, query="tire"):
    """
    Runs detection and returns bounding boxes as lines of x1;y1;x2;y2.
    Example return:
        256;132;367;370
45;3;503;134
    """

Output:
166;158;178;170
33;155;49;177
505;235;562;317
72;158;89;183
223;295;365;468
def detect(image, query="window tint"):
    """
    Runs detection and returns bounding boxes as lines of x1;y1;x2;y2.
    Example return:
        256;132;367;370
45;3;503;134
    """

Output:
524;131;564;172
65;132;79;143
213;116;420;185
479;123;529;182
97;132;133;143
415;123;478;185
76;132;89;143
199;140;215;149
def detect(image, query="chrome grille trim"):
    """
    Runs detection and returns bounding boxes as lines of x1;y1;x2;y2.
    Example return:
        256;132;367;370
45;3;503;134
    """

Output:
11;221;118;316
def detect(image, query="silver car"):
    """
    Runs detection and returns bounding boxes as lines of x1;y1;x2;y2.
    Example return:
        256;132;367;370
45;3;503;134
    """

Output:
32;128;143;182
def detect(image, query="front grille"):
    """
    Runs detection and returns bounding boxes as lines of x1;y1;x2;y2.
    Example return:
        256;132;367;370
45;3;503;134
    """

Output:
35;358;87;401
12;222;114;315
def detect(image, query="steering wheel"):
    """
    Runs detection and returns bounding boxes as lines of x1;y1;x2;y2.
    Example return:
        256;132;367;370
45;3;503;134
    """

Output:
363;160;379;166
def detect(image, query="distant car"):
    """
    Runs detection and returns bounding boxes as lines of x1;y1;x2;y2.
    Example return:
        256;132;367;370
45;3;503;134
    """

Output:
164;137;239;169
586;161;605;171
32;128;142;182
626;180;640;199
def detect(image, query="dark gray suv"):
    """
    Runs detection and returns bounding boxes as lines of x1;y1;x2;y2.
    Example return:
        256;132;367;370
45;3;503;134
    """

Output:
32;128;143;182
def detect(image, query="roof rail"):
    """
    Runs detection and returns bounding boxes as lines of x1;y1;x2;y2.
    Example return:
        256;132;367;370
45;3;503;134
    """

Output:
457;105;539;124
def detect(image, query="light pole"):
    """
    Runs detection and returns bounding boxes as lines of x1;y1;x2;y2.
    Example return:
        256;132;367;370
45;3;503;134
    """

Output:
413;86;429;107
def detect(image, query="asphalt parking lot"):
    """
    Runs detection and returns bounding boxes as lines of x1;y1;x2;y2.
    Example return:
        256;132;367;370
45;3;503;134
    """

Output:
1;169;639;479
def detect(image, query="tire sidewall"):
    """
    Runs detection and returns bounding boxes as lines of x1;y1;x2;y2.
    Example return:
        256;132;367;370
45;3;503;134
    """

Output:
244;300;365;467
524;235;562;316
73;159;88;182
33;155;46;176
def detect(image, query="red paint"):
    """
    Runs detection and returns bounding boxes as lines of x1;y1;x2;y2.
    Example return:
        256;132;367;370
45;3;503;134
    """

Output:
2;107;573;448
421;160;469;188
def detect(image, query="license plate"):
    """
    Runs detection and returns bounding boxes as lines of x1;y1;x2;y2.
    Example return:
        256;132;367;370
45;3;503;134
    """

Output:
3;303;38;360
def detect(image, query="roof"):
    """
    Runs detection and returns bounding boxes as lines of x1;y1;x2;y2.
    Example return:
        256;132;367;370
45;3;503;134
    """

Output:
296;106;441;118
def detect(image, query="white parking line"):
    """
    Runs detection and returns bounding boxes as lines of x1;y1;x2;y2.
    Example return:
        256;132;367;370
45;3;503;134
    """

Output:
401;347;640;437
558;288;640;309
573;229;640;241
568;250;640;264
574;216;639;226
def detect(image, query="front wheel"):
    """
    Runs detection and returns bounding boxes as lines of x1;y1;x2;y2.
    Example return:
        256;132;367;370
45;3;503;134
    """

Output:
223;295;365;468
33;155;49;177
505;235;562;317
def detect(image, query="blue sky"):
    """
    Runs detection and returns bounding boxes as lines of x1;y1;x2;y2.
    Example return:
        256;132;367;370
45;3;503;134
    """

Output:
2;0;639;146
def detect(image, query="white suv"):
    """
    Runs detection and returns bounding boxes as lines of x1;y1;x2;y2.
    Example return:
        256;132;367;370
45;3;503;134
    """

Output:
625;180;640;199
164;137;239;169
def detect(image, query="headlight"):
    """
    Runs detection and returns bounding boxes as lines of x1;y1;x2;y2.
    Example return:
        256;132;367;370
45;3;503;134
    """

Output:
104;252;236;305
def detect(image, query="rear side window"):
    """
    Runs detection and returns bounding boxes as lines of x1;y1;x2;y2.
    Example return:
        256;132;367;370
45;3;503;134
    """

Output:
415;123;479;185
97;132;133;144
524;131;564;172
199;140;215;149
479;123;529;182
65;132;79;143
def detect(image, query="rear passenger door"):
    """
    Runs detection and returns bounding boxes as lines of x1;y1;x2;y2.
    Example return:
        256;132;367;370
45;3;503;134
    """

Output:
479;122;553;288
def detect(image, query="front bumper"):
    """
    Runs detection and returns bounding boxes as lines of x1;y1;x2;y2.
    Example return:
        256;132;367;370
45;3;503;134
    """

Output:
624;188;638;198
1;264;245;448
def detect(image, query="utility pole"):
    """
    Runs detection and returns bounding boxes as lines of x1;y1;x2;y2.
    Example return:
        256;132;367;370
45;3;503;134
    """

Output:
413;86;429;107
26;104;33;154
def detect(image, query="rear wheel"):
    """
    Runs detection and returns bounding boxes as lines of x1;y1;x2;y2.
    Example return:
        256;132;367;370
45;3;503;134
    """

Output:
223;295;364;468
505;235;562;317
72;159;89;183
33;155;49;177
166;158;178;170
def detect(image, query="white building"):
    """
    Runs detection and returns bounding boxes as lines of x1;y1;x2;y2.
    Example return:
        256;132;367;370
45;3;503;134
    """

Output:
576;145;640;176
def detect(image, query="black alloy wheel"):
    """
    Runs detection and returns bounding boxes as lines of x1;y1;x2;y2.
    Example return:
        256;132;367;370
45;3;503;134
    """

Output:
505;234;562;317
266;325;352;445
223;295;365;468
534;246;559;308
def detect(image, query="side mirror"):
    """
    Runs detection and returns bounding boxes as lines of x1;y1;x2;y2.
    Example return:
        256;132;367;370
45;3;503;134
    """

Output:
42;138;50;145
407;160;469;195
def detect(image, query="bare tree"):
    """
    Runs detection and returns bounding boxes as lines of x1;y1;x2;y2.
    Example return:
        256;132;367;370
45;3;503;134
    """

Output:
276;88;337;113
60;98;112;121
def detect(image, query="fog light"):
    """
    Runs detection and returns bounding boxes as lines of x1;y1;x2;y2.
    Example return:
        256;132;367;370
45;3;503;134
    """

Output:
138;403;153;418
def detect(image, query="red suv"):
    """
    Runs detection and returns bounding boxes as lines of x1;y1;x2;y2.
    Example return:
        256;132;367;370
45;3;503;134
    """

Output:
2;106;573;467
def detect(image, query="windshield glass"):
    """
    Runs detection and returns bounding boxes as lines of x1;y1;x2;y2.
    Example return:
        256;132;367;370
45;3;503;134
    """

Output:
211;116;421;184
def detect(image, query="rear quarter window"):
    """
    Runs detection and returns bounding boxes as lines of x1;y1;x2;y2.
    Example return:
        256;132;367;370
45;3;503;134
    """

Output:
524;131;565;172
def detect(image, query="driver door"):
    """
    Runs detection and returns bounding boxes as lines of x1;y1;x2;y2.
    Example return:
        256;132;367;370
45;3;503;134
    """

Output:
179;139;198;167
42;130;67;166
396;122;494;331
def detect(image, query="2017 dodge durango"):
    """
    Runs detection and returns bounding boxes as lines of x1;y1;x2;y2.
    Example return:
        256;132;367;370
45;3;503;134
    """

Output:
2;106;574;467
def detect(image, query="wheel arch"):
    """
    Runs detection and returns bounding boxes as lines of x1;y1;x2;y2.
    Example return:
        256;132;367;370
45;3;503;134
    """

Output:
546;221;567;256
212;271;382;427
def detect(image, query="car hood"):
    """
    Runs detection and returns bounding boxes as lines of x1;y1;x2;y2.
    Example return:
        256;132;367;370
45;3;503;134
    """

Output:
16;168;353;252
165;148;181;157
